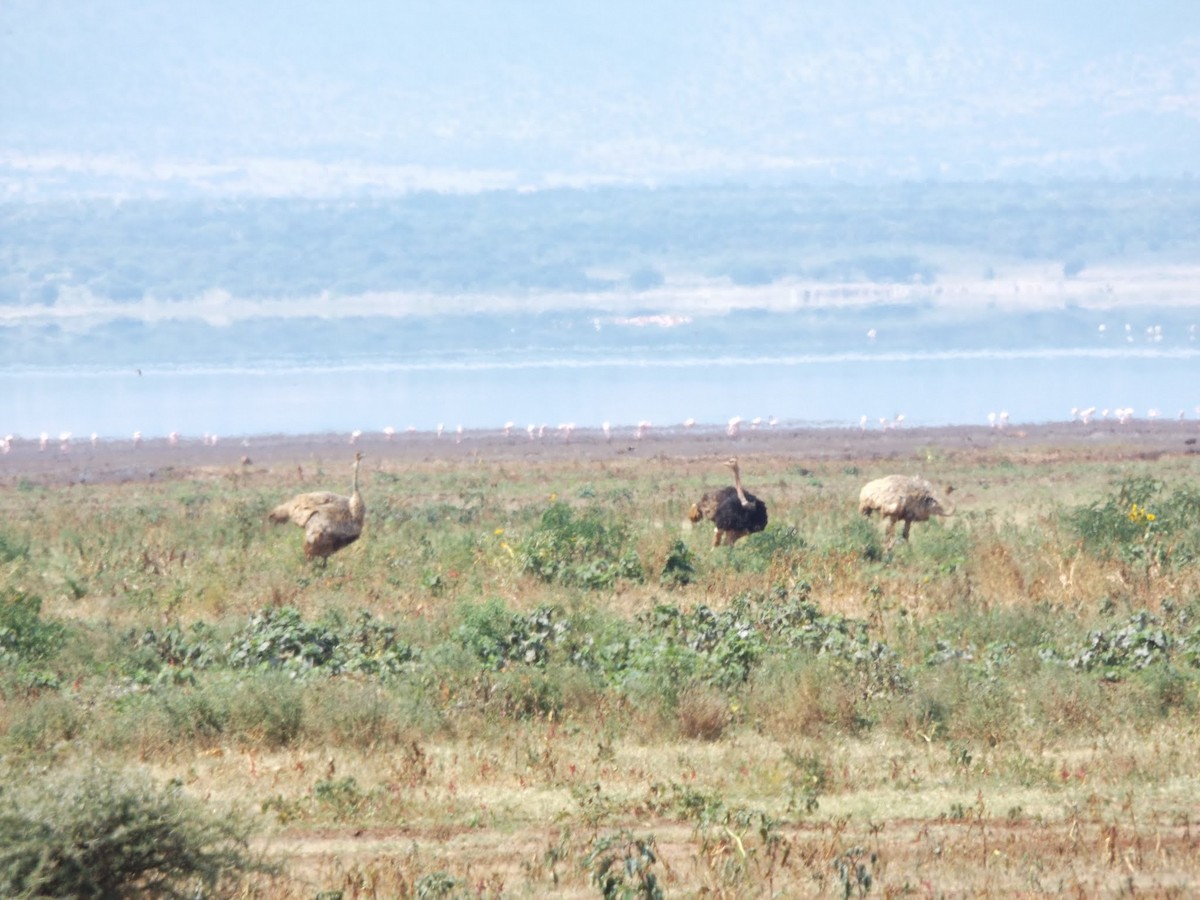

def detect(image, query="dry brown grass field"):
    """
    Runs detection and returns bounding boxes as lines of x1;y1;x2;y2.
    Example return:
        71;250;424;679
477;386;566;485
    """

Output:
2;420;1200;897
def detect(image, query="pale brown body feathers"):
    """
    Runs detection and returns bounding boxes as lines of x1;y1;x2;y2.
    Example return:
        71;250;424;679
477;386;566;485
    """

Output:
269;453;365;562
858;474;955;541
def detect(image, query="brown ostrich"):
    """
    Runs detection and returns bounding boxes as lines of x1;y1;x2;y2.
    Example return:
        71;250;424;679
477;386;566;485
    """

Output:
858;474;955;542
688;457;768;547
269;452;366;563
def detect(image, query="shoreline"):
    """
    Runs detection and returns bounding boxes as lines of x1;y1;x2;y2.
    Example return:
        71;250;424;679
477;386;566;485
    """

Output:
4;419;1198;486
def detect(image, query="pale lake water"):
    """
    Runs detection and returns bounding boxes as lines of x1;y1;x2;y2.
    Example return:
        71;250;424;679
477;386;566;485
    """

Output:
2;306;1198;439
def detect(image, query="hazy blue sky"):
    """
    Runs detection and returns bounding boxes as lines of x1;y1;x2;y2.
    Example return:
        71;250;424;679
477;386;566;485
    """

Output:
3;1;1199;196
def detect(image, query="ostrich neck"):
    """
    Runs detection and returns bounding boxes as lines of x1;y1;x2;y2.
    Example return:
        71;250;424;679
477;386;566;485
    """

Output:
349;460;364;519
732;465;750;506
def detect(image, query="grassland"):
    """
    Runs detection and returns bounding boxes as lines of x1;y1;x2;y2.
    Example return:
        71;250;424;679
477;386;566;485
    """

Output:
2;423;1200;897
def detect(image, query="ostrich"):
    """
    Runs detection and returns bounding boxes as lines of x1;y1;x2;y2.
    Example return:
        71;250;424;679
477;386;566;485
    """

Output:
688;457;768;547
858;475;955;542
269;452;366;564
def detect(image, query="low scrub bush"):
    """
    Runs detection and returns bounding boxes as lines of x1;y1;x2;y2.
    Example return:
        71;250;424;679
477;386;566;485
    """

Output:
136;607;418;680
456;599;569;670
518;501;644;588
0;764;263;897
1068;475;1200;572
0;590;67;693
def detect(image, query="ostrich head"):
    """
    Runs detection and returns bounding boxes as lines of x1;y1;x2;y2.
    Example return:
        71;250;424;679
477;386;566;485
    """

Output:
925;484;956;518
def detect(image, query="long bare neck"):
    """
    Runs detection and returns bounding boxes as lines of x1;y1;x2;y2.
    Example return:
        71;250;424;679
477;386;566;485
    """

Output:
349;456;364;519
728;458;749;505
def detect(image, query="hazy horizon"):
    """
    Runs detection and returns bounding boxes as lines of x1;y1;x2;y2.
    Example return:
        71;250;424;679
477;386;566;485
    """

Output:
3;1;1199;198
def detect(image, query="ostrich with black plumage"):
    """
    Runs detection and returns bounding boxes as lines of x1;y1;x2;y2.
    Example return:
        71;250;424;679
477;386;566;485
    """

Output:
688;457;768;547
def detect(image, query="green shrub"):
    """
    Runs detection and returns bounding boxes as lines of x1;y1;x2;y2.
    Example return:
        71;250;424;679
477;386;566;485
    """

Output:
223;607;417;678
0;591;66;664
0;530;30;563
1068;476;1200;571
0;764;263;897
456;600;569;670
2;693;87;751
518;501;644;588
585;830;664;900
0;590;67;693
226;606;337;672
659;539;696;587
722;524;808;572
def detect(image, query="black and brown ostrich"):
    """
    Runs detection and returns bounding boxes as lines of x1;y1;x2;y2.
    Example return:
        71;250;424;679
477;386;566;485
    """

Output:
269;452;366;563
688;457;768;547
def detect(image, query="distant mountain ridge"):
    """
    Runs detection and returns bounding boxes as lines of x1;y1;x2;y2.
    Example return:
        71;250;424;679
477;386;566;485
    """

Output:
2;0;1198;196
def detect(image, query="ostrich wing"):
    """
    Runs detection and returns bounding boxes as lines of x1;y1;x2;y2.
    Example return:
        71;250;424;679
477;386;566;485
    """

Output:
269;491;351;527
304;507;363;559
689;486;739;522
713;490;768;533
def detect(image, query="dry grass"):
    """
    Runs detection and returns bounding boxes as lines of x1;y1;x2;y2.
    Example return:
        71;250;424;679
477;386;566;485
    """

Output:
2;429;1200;895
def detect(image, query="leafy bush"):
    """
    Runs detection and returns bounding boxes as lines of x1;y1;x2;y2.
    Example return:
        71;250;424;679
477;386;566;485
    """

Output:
1068;476;1200;571
638;602;766;690
585;831;664;900
0;530;30;563
0;590;67;692
518;501;644;588
1067;607;1200;678
456;600;570;670
659;539;697;587
728;524;808;570
0;764;263;897
226;606;337;672
223;608;416;678
0;590;65;664
129;621;218;685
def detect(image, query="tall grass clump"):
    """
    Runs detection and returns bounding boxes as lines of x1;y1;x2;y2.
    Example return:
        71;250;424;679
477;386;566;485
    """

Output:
0;764;264;897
